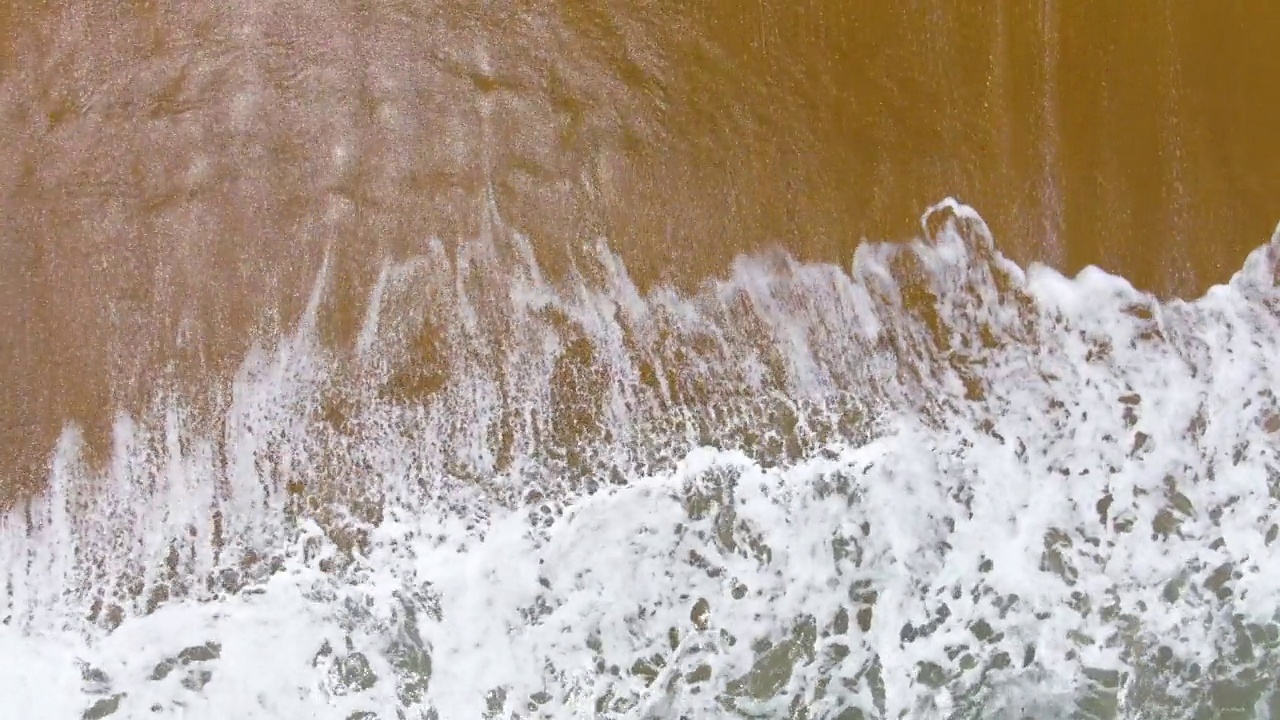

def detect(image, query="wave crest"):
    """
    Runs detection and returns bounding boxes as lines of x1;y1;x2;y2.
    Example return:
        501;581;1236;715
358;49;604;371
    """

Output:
4;201;1280;718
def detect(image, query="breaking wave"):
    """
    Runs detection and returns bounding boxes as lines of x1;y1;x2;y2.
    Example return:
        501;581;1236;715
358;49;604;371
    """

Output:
5;200;1280;719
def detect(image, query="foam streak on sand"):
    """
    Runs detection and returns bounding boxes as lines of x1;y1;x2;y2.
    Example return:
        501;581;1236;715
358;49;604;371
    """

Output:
4;201;1280;719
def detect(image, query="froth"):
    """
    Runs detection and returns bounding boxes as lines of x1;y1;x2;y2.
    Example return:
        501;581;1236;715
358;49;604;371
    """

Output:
3;202;1280;718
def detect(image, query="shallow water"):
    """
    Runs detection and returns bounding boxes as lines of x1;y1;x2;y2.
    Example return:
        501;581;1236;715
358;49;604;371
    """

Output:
4;0;1280;493
3;2;1280;719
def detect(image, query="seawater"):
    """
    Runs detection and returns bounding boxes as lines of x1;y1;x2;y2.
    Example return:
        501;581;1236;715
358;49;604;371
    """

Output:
4;201;1280;719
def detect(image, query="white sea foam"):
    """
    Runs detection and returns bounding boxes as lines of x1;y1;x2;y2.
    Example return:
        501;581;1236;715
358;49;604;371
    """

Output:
4;201;1280;719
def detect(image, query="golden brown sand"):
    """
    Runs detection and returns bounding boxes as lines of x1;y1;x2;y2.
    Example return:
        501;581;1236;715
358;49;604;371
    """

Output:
2;1;1278;501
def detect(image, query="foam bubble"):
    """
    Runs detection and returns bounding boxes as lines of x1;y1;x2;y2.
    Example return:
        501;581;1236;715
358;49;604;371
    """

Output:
4;201;1280;719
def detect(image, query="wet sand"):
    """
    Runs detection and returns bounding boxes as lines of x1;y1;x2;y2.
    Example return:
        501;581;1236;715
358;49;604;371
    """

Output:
2;1;1279;501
